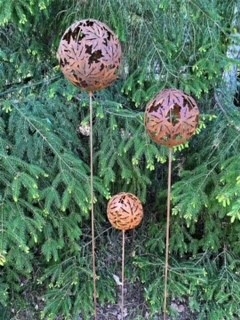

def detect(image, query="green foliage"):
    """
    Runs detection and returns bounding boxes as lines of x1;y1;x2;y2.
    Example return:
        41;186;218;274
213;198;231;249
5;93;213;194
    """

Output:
171;107;240;252
93;93;168;200
120;0;233;105
38;255;95;320
132;253;207;317
0;0;240;319
131;249;240;319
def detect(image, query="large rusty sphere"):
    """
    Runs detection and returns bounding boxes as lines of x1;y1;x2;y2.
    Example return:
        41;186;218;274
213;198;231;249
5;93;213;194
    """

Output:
145;89;200;147
107;193;143;231
57;19;122;92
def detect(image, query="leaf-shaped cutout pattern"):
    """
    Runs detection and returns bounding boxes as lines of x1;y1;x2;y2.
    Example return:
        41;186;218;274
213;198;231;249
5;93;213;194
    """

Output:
107;193;144;231
145;89;200;147
57;19;122;92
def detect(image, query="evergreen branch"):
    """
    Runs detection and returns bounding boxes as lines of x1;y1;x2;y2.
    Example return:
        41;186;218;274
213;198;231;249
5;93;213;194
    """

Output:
189;0;234;36
0;75;60;98
11;103;88;183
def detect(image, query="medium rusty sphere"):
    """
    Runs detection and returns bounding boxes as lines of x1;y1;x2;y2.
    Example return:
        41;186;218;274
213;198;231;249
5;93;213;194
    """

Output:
107;193;143;231
57;19;122;92
145;89;200;147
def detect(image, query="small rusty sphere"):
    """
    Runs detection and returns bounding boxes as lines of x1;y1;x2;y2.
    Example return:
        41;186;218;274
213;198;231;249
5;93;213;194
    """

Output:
57;19;122;92
107;193;143;231
145;89;200;147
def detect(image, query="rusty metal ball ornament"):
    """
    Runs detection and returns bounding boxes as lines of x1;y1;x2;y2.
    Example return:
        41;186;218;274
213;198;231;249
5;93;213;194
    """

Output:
107;193;144;231
57;19;122;92
145;89;200;147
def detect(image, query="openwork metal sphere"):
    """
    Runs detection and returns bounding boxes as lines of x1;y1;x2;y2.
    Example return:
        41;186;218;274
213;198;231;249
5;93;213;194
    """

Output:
145;89;200;147
57;19;122;92
107;193;143;231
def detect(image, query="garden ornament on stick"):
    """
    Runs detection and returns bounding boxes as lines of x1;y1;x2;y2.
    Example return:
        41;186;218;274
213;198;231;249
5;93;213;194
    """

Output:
107;192;143;320
145;89;199;319
57;19;122;319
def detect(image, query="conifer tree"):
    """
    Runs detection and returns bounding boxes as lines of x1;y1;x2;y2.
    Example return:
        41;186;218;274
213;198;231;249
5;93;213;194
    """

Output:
0;0;240;318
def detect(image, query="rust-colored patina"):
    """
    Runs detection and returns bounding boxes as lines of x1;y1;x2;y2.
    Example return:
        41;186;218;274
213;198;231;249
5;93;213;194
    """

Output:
107;193;143;231
57;19;122;92
145;89;200;147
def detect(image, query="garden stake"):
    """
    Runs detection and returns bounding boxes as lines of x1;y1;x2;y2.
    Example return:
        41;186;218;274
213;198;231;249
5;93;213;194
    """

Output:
107;193;144;319
163;147;172;320
89;91;97;319
145;89;200;318
121;230;125;320
57;19;122;319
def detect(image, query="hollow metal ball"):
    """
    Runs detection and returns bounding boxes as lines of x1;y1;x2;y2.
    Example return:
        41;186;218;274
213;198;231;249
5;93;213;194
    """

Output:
107;193;143;231
145;89;200;147
57;19;122;92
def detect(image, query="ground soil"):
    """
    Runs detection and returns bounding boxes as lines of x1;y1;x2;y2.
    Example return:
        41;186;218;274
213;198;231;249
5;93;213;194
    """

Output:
8;281;196;320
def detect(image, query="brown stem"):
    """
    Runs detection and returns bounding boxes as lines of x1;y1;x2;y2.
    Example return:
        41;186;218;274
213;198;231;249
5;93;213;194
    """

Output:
121;230;125;320
89;91;97;319
163;147;172;320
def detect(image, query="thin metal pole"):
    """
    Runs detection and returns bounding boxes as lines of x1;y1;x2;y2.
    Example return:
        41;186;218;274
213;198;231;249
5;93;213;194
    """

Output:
121;230;125;320
163;147;172;320
89;91;97;319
